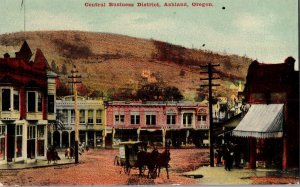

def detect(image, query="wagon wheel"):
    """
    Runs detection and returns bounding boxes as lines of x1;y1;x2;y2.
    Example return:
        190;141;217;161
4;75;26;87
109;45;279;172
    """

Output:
149;168;157;179
124;164;131;175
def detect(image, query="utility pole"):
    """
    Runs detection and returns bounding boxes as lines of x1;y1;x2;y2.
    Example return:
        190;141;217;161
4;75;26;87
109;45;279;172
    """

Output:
68;65;81;164
200;63;220;167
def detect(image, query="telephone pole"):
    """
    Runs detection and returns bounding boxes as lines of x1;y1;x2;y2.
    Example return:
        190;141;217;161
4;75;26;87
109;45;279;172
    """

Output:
68;65;81;164
200;63;220;167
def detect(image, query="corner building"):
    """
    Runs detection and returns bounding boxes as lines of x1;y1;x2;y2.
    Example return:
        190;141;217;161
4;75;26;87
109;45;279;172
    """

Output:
0;41;57;164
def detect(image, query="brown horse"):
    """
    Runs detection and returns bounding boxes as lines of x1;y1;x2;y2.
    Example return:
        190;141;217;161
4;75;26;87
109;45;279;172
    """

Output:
137;148;159;178
47;147;61;164
155;148;171;179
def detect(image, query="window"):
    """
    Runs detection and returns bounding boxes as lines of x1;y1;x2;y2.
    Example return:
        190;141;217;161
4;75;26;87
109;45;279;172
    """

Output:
80;110;85;124
183;113;193;127
62;110;68;124
37;126;45;156
37;126;45;138
27;126;36;139
96;110;102;124
0;126;5;160
27;92;36;112
27;91;42;112
37;93;42;112
2;88;11;111
146;115;156;125
16;125;22;157
48;95;54;113
70;110;75;124
167;114;176;125
115;115;124;125
13;90;19;111
131;115;140;125
198;115;206;122
88;110;94;124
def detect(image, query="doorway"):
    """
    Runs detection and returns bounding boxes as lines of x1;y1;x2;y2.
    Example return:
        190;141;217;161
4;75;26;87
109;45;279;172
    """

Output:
7;124;15;162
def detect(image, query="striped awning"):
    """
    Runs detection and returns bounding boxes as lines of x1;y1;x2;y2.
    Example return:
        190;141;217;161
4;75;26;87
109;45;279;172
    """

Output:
232;104;284;138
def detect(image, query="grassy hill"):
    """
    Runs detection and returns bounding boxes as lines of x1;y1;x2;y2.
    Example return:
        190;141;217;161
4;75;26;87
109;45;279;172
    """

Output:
0;31;253;100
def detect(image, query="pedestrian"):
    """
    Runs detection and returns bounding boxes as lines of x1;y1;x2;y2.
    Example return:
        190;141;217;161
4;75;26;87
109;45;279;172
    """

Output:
222;144;230;171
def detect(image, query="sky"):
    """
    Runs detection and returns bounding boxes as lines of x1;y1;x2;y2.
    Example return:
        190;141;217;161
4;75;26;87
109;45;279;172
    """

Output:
0;0;298;69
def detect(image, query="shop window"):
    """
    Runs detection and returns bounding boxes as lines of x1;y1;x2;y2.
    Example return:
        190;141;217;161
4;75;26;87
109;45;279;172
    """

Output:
2;88;11;111
130;115;140;125
16;125;22;157
37;126;45;156
146;115;156;125
27;126;36;139
0;125;5;161
96;110;102;124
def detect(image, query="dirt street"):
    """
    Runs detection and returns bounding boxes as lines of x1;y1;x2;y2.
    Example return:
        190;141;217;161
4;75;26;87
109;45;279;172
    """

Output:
0;148;209;186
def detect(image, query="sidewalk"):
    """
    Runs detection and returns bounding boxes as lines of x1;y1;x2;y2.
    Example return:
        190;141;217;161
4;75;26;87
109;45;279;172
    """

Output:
0;153;75;170
183;166;299;185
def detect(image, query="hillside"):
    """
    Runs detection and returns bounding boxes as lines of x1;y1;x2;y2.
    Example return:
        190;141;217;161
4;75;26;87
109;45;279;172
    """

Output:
0;31;252;100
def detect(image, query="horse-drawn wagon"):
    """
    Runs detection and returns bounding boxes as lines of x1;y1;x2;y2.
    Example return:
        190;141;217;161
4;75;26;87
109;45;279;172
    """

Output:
114;141;171;179
115;141;146;174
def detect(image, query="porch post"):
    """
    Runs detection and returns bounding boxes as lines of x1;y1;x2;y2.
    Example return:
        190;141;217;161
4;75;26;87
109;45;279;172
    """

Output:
282;136;288;170
249;137;256;169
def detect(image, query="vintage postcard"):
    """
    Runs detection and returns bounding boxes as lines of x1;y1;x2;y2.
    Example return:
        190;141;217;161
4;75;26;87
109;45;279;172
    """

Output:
0;0;299;185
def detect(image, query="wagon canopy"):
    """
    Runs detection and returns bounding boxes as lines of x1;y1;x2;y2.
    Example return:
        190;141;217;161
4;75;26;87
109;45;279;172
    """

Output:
232;104;284;138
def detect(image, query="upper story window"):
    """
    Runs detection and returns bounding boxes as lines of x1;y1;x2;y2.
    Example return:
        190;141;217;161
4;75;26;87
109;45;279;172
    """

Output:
70;110;75;124
48;95;54;114
183;113;193;127
62;109;68;124
88;110;94;124
167;114;176;125
115;114;124;125
198;115;206;122
80;110;85;124
96;110;102;124
27;91;42;112
146;115;156;125
131;114;140;125
1;88;19;111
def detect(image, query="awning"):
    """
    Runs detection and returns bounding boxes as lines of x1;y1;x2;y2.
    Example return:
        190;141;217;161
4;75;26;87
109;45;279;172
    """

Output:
232;104;284;138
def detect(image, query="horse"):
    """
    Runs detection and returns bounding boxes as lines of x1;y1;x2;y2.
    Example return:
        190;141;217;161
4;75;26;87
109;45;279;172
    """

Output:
47;147;61;164
137;148;159;179
155;148;171;179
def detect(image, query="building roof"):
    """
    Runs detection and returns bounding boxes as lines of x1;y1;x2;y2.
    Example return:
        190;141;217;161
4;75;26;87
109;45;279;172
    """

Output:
232;104;284;138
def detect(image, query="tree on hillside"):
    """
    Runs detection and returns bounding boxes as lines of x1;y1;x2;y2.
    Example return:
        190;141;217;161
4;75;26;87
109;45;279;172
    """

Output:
90;90;104;98
50;60;59;73
136;83;183;101
163;86;183;101
56;80;71;97
60;64;68;75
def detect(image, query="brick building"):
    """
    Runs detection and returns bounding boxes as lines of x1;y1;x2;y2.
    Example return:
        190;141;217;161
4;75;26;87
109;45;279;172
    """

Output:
0;41;57;164
105;101;209;148
233;57;299;169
